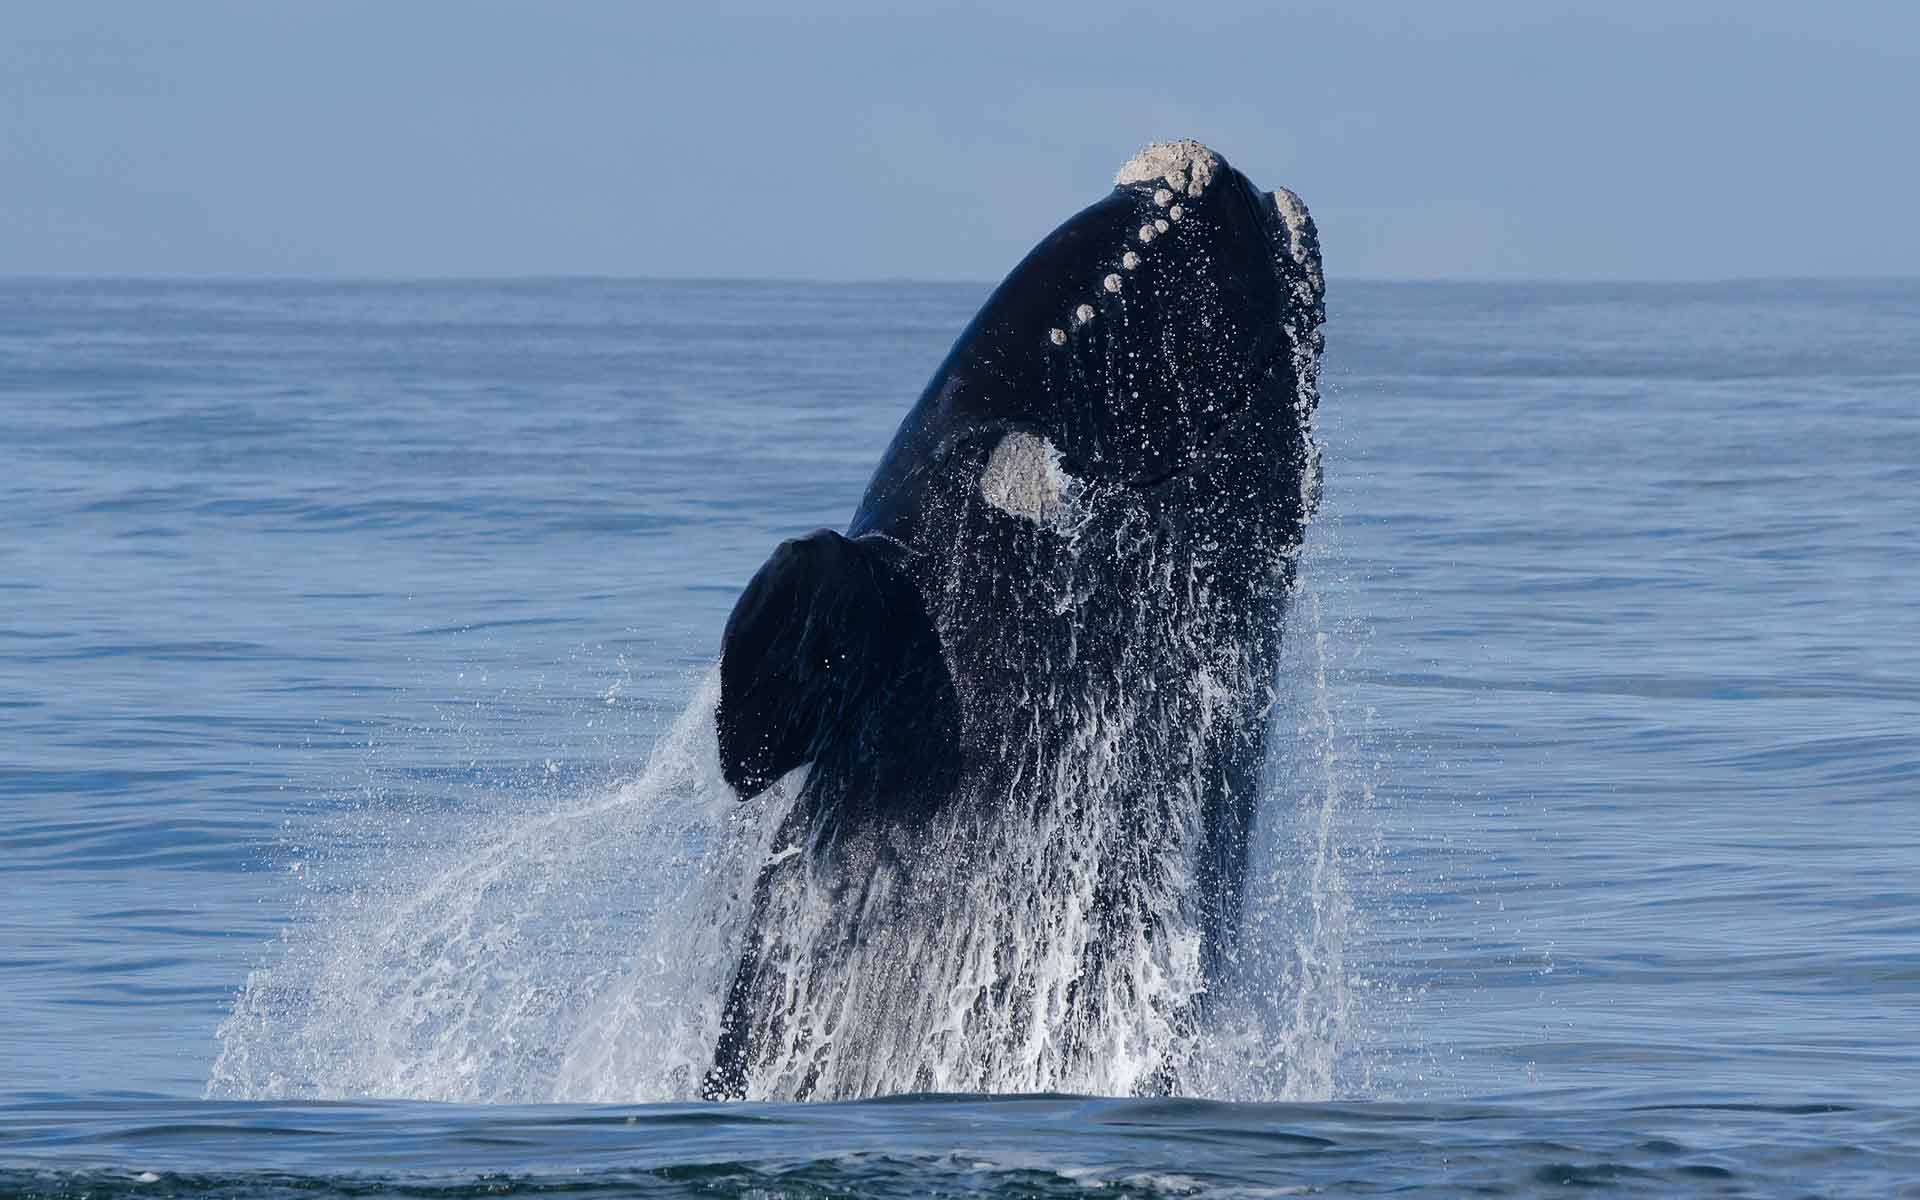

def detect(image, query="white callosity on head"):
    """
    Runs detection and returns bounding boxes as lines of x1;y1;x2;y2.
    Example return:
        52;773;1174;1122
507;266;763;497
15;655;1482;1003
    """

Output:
1114;139;1219;198
1167;205;1183;222
980;431;1080;526
1037;140;1224;354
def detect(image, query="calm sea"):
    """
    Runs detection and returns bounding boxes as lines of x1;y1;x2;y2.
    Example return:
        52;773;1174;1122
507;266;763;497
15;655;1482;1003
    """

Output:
2;278;1917;1195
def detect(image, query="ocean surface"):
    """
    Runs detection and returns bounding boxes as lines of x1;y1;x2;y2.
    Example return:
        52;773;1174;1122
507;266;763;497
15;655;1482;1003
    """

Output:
2;277;1917;1195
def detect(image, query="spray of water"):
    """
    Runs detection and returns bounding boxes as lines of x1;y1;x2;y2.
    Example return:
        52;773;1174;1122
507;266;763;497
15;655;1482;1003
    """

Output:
212;677;791;1101
1193;582;1370;1101
210;515;1375;1105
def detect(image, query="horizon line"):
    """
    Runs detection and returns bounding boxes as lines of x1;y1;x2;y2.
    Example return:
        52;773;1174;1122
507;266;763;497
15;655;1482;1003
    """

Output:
4;271;1918;288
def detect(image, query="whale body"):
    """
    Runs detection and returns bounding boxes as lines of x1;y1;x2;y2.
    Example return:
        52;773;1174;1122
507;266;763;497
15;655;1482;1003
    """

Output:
705;140;1325;1101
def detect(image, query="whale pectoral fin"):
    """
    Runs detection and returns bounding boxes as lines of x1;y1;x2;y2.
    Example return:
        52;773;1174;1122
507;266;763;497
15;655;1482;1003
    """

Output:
716;529;951;800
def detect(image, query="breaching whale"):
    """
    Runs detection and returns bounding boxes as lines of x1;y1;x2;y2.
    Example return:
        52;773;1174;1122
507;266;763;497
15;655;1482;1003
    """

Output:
705;139;1325;1101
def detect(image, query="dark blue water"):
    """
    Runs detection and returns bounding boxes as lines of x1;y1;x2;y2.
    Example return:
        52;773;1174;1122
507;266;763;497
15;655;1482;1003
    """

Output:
4;278;1918;1194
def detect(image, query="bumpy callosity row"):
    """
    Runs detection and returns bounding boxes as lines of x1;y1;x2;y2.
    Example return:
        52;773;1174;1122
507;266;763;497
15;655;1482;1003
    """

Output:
1046;144;1209;347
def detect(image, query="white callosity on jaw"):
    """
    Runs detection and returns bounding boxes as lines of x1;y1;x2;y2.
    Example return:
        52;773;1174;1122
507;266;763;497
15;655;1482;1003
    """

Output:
1269;185;1324;299
1114;139;1219;198
980;431;1080;527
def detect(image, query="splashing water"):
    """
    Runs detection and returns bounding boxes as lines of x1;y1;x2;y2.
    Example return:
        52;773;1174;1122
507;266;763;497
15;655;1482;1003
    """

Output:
214;529;1367;1098
1195;582;1370;1101
212;677;793;1102
211;525;1372;1105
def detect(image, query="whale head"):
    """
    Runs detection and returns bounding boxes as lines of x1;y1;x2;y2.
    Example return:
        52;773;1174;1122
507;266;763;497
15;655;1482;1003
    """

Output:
1035;138;1324;487
856;139;1324;534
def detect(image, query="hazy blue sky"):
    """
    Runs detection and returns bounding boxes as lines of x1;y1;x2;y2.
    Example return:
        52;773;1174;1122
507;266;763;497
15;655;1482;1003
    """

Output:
4;1;1914;281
